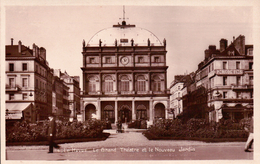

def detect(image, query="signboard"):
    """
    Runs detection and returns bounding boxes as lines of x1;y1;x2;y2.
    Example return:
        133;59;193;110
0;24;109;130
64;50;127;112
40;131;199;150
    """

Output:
5;110;22;119
216;69;243;75
120;39;128;43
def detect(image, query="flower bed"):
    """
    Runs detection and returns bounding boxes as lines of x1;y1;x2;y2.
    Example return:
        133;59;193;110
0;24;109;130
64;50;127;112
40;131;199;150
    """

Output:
6;119;107;143
144;118;250;141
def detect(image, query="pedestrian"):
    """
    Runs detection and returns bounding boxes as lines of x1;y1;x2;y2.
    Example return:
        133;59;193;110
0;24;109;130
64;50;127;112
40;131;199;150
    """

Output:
244;116;253;152
47;114;60;153
117;118;122;133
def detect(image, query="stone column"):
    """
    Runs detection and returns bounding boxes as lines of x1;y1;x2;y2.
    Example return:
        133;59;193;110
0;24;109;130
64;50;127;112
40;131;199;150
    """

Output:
115;100;118;123
149;99;153;122
97;99;101;120
132;100;135;121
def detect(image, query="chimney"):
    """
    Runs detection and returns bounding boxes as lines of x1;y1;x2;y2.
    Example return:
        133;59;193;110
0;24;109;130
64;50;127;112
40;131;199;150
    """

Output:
204;49;210;60
209;45;216;51
11;38;14;45
33;43;36;56
219;39;228;52
18;40;22;53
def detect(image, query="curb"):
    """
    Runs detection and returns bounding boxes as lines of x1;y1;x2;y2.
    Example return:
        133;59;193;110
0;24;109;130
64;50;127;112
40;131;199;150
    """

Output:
142;131;247;143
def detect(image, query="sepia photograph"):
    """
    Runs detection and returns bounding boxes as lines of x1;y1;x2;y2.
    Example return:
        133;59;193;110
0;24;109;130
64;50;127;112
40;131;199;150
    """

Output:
2;0;259;163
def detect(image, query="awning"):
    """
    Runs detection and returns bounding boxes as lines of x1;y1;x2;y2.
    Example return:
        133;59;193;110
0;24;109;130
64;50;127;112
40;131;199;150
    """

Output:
5;103;32;119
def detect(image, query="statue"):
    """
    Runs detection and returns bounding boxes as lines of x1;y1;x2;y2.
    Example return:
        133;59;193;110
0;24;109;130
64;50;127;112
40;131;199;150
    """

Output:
99;39;102;47
131;39;134;46
115;39;117;46
82;39;85;47
148;38;150;46
163;38;166;46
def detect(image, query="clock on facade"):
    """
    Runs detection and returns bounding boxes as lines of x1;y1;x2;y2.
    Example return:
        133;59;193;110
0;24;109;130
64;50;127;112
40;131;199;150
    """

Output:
121;56;129;65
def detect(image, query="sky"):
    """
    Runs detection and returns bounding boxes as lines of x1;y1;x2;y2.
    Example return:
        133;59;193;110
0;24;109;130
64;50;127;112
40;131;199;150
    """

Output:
5;5;254;88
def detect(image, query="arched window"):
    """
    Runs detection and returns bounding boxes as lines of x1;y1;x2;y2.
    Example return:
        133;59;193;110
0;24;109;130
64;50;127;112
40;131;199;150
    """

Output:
88;76;96;92
120;75;129;91
104;76;113;92
136;75;146;91
153;75;161;91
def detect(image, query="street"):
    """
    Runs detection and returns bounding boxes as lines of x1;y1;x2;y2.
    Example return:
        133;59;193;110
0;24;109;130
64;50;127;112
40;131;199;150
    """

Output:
6;129;253;160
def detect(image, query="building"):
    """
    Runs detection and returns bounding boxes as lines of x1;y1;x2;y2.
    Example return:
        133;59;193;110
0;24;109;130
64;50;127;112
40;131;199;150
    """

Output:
5;39;52;122
81;20;170;123
61;71;81;121
170;74;193;118
195;35;253;122
5;39;78;122
52;69;70;121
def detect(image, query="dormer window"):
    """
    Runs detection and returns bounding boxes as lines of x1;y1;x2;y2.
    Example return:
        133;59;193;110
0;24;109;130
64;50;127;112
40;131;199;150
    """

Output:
22;63;28;71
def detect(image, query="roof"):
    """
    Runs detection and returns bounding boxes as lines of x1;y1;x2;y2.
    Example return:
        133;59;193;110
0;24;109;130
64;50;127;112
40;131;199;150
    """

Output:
87;21;162;47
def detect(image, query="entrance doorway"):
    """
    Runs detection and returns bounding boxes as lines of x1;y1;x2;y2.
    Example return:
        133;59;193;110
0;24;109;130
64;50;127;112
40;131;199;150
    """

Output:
119;105;131;123
85;104;96;120
154;103;165;119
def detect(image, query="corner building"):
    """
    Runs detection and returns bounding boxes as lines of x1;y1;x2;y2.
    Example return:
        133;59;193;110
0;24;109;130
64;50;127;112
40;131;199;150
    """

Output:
81;20;170;123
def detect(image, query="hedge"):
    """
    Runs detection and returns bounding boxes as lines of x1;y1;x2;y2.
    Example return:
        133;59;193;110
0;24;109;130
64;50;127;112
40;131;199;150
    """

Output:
146;118;250;139
6;119;107;143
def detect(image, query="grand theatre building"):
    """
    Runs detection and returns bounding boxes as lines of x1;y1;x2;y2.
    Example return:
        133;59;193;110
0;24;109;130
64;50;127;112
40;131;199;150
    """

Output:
81;20;170;123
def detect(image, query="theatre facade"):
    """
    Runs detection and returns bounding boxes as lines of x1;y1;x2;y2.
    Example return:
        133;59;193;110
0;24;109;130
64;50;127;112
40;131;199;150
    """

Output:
81;20;170;123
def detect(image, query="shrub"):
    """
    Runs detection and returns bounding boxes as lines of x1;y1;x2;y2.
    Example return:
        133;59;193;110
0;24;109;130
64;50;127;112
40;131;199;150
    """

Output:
6;119;106;143
146;118;248;139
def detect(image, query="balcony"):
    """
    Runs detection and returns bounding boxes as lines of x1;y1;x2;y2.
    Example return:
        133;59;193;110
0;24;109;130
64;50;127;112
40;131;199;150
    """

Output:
120;91;135;95
231;84;253;91
6;84;21;92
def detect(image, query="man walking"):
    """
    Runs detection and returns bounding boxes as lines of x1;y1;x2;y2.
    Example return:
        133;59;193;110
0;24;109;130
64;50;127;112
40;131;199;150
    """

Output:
47;114;60;153
244;116;253;152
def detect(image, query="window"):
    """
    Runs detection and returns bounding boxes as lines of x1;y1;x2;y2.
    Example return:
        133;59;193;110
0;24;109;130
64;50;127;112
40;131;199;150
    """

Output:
154;57;160;63
249;76;253;85
105;57;111;64
23;93;28;100
223;92;227;99
236;62;240;69
237;76;241;86
90;58;95;64
137;75;146;91
223;62;227;69
249;62;253;70
9;94;14;100
250;92;253;98
223;76;227;86
36;65;38;73
153;76;161;91
104;76;113;92
210;78;214;88
22;78;28;88
138;57;144;63
9;63;14;71
237;92;242;98
120;75;129;91
9;78;15;88
22;63;28;71
36;79;38;89
88;77;96;92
